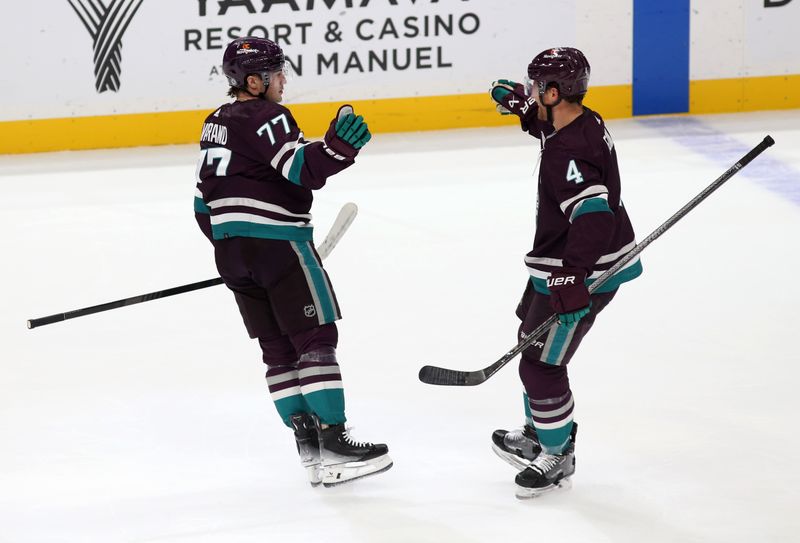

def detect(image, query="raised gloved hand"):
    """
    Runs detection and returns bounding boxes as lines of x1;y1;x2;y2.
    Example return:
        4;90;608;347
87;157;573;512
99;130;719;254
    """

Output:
324;104;371;159
490;79;536;120
547;268;591;329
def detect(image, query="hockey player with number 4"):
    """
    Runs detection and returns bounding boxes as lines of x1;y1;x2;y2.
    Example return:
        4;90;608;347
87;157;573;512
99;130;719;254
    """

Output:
489;48;642;498
194;37;392;487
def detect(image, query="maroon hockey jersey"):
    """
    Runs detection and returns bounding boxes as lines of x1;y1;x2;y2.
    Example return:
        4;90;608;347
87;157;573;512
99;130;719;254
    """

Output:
194;99;355;242
522;106;642;293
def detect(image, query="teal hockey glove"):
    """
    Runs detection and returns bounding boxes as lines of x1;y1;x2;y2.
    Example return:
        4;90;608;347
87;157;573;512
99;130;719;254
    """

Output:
490;79;536;119
547;269;591;329
324;104;372;159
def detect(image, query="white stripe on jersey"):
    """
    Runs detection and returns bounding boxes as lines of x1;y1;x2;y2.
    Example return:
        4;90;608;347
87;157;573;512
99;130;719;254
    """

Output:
211;212;313;227
596;240;636;264
525;256;563;267
569;194;609;222
587;255;641;279
206;197;312;219
194;187;203;198
559;185;608;214
270;133;306;170
281;143;309;180
524;243;639;271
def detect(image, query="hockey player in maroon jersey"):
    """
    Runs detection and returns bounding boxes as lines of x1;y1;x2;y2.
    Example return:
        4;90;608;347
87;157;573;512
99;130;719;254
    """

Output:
489;47;642;498
194;37;392;487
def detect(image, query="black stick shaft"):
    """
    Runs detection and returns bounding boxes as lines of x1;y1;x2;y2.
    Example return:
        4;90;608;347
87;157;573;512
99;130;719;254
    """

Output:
27;202;358;330
495;135;776;373
27;278;224;329
420;135;775;386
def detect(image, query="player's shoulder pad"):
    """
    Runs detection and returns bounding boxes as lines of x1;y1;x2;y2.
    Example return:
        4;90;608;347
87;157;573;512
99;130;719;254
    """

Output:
557;109;608;162
243;99;292;121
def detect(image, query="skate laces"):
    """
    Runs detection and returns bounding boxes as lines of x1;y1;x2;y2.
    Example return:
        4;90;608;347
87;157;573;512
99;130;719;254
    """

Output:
530;453;561;474
342;427;373;448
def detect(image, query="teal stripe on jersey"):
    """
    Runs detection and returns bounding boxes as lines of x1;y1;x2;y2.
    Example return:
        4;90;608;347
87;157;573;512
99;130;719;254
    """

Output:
194;196;211;214
537;421;574;454
572;197;612;221
211;222;314;242
587;259;643;292
274;395;310;428
295;242;336;322
303;389;346;425
531;259;643;295
287;146;306;186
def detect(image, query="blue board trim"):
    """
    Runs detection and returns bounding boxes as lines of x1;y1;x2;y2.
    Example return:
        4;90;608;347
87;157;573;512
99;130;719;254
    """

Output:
633;0;690;115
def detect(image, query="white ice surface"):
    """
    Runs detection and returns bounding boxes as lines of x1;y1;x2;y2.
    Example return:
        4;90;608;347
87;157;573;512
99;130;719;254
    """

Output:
1;110;799;543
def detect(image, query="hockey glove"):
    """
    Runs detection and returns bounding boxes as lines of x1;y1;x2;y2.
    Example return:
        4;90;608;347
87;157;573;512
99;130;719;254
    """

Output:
490;79;537;121
324;104;371;160
547;269;591;329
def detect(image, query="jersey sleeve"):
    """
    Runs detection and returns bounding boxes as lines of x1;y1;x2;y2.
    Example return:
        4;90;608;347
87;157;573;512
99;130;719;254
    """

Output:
245;106;354;190
519;105;556;140
548;150;615;272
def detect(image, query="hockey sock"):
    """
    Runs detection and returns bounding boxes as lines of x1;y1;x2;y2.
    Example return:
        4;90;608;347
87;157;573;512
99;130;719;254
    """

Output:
529;391;575;454
298;348;346;425
266;365;311;428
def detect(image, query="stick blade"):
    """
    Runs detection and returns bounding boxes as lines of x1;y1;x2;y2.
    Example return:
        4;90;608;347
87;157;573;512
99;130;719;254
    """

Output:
317;202;358;260
418;365;486;386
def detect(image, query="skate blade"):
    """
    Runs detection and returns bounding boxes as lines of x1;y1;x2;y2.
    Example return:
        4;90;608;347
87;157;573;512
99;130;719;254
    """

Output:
491;444;534;472
305;464;323;487
322;455;393;487
514;476;572;500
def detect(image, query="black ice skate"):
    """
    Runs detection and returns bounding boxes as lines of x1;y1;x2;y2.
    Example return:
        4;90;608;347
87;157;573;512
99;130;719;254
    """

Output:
290;413;322;487
514;440;576;499
317;423;393;487
491;424;542;470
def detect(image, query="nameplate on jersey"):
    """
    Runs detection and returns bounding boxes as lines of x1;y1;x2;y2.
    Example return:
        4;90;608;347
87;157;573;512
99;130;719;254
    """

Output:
201;122;228;145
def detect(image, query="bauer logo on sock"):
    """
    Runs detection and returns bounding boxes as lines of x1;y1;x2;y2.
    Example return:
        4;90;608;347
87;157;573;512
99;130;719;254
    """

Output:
304;305;317;318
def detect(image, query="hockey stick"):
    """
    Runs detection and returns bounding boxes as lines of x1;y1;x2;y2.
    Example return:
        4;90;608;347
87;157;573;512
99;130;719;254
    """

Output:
418;135;775;386
27;202;359;329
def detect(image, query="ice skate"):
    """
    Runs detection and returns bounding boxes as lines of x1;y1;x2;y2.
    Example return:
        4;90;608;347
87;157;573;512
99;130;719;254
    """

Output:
317;423;393;487
290;413;322;487
514;441;575;499
491;424;541;470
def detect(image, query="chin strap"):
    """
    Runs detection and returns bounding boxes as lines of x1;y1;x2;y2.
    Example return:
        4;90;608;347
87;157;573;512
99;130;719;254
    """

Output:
539;92;562;124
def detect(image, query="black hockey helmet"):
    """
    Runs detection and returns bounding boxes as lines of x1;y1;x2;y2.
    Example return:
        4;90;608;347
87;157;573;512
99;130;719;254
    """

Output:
527;47;591;99
222;37;285;89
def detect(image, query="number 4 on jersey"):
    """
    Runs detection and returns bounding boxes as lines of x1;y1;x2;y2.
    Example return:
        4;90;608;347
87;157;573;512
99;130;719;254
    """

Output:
566;159;584;184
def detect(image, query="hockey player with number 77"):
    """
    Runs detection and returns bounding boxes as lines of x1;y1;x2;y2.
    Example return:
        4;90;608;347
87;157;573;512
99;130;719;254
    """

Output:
489;47;643;498
193;37;392;487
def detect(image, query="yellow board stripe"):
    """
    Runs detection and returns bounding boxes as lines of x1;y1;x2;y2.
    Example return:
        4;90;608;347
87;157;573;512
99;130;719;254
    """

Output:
2;74;797;154
690;74;800;114
0;86;632;155
0;83;622;154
